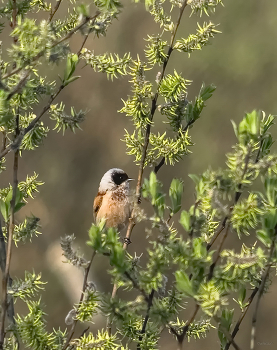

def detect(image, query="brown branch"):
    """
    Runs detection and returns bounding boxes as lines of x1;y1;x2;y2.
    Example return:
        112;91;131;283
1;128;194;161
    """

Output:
120;0;189;272
2;12;100;81
62;250;97;350
177;303;200;344
250;226;277;350
7;70;30;100
0;113;20;349
224;287;259;350
1;132;7;153
107;1;189;335
208;221;231;280
0;221;14;326
48;0;63;23
225;228;276;350
137;289;155;350
213;315;242;350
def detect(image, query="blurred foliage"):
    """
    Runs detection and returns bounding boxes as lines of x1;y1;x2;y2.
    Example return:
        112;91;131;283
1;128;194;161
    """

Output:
0;1;277;350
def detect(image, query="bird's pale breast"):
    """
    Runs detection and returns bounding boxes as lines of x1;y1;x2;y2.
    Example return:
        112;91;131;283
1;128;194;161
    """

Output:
95;188;130;231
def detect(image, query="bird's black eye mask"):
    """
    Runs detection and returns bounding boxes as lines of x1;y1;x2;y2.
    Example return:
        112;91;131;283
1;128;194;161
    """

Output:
112;171;129;186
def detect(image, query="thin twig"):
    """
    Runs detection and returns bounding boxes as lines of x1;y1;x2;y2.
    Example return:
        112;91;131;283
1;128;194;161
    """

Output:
0;114;20;349
62;250;96;350
208;221;231;280
224;287;259;350
177;304;200;344
7;70;30;100
1;132;7;153
189;200;201;239
124;271;149;302
2;12;100;81
213;315;242;350
107;1;189;335
0;220;14;326
250;226;277;350
48;0;63;23
137;289;155;350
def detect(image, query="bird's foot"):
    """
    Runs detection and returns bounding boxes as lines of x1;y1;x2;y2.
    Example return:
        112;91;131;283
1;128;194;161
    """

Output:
123;237;132;245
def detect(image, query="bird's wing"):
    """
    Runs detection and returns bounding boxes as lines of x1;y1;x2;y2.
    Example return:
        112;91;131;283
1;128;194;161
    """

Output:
93;192;104;221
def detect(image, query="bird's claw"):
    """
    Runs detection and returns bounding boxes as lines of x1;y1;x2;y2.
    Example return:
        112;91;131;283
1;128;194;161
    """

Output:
124;237;132;245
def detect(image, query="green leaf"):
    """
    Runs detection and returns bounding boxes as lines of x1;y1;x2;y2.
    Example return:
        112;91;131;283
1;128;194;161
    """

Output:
169;178;183;214
180;210;191;231
256;230;271;247
175;271;194;296
14;202;26;213
0;199;8;222
63;76;80;87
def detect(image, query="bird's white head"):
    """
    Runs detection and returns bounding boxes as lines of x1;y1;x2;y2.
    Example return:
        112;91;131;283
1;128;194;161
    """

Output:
99;168;132;192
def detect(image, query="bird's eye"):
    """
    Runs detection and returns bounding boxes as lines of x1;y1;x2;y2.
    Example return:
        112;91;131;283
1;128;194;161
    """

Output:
112;171;128;186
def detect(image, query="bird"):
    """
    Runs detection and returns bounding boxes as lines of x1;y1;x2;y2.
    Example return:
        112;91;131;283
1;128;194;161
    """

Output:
93;168;133;231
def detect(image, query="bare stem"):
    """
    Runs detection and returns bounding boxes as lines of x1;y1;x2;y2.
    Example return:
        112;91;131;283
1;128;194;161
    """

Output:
177;303;200;343
137;289;155;350
213;315;242;350
48;0;63;23
224;287;259;350
250;226;277;350
1;132;7;153
0;126;19;349
62;250;97;350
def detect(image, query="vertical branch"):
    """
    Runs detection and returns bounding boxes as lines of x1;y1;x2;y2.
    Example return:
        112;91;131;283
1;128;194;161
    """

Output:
250;226;277;350
1;132;6;153
0;114;19;349
224;287;259;350
137;289;155;350
62;251;97;350
0;3;18;343
107;1;188;335
48;0;63;23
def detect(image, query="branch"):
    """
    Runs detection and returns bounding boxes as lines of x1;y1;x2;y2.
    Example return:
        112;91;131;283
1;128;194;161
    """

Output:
62;250;97;350
124;0;189;259
2;12;100;81
48;0;63;23
107;2;189;335
7;70;30;100
225;228;276;350
0;220;14;326
1;132;7;153
0;14;99;162
124;271;149;302
213;315;242;350
174;146;253;346
224;287;259;350
137;289;155;350
250;226;277;350
0;114;19;349
177;303;200;344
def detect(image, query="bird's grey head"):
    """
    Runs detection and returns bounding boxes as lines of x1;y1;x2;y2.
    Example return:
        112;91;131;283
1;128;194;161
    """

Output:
99;168;131;192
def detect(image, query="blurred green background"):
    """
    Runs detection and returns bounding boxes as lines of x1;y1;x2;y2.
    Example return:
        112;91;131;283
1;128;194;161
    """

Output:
1;0;277;348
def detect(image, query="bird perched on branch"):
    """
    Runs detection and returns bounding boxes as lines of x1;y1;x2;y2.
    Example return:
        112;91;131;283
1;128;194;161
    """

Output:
93;168;133;231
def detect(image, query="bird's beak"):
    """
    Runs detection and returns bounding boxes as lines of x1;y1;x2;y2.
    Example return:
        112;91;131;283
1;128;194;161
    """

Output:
127;178;134;181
